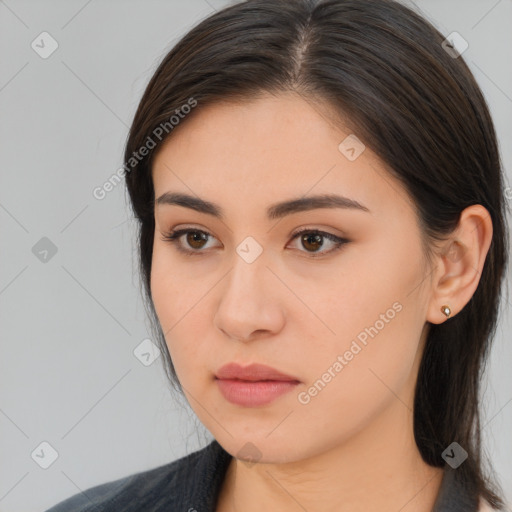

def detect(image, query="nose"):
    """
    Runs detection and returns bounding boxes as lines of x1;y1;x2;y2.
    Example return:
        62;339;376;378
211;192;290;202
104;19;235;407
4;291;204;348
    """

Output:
213;252;285;343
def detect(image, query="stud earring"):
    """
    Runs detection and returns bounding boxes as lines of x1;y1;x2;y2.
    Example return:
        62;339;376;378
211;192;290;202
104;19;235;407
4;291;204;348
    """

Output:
441;305;451;318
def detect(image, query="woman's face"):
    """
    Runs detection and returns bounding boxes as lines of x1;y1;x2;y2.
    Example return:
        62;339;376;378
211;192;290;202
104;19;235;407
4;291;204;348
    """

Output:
151;92;435;463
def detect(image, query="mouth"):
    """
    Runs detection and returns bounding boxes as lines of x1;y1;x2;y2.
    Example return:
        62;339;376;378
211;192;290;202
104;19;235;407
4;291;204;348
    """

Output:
214;362;300;407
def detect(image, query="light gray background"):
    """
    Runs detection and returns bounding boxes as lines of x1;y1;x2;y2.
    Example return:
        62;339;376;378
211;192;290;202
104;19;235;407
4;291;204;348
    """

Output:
1;1;511;511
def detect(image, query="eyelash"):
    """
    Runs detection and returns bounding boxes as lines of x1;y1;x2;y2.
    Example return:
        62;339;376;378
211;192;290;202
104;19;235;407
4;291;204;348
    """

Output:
160;227;349;259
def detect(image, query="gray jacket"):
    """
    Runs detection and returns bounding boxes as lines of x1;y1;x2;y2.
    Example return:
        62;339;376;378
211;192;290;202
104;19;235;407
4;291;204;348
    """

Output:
45;439;484;511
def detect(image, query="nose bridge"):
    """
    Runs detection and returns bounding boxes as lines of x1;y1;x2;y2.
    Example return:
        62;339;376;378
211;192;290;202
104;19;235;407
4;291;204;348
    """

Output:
212;219;295;341
212;233;279;340
226;234;268;299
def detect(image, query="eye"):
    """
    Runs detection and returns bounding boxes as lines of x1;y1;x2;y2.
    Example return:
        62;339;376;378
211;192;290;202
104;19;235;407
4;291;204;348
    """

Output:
160;228;218;256
288;228;348;257
160;227;349;258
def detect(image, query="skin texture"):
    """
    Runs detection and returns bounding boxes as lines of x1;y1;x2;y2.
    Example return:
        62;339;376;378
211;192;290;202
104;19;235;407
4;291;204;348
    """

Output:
150;92;493;512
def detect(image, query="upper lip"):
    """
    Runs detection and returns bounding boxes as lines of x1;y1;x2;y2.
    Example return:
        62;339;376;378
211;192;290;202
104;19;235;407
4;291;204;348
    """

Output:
215;363;300;382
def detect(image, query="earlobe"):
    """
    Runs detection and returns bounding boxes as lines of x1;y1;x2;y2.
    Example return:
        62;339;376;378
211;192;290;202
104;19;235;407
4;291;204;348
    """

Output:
426;205;493;325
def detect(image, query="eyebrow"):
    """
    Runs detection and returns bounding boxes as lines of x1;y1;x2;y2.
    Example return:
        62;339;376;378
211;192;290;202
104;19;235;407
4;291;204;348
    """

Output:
155;192;370;220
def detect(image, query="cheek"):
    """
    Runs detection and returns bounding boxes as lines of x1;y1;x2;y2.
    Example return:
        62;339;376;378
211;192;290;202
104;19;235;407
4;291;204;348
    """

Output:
302;233;416;348
150;242;204;325
150;246;213;384
297;298;421;439
301;233;425;409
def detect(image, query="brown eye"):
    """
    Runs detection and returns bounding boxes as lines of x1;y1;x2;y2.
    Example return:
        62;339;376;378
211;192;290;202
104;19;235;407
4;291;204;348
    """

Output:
160;228;218;256
186;231;209;249
290;229;348;258
300;233;324;252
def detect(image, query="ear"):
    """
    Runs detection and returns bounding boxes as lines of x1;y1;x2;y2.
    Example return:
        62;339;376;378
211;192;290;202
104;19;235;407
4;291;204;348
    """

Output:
426;204;493;324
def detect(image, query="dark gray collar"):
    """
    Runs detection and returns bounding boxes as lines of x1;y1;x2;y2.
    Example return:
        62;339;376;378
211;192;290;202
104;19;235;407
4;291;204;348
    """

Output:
433;466;479;511
190;441;479;512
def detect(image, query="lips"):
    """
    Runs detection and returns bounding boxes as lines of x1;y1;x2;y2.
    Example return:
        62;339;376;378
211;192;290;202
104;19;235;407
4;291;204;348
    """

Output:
215;362;300;382
215;363;300;407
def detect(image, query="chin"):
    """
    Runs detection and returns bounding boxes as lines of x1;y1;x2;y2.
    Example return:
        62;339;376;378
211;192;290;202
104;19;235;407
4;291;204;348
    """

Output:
216;433;307;466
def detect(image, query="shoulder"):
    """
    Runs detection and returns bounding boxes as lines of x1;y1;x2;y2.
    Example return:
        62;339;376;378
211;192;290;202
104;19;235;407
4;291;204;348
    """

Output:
44;440;229;512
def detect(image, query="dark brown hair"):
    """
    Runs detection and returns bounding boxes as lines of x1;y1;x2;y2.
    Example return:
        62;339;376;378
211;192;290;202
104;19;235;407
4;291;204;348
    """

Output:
123;0;510;507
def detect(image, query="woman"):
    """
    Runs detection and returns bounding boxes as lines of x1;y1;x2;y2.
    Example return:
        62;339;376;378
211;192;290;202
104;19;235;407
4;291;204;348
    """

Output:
46;0;509;510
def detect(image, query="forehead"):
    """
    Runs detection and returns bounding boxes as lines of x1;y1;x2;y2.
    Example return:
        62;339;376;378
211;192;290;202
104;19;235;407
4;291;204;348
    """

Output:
154;92;347;167
151;93;414;221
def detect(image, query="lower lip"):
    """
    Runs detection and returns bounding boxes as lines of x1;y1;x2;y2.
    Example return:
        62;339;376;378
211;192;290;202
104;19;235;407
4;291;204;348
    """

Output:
215;378;299;406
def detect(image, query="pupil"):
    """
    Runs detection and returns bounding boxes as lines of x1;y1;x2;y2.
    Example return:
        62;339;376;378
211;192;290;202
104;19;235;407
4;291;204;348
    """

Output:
188;232;206;248
303;234;322;251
